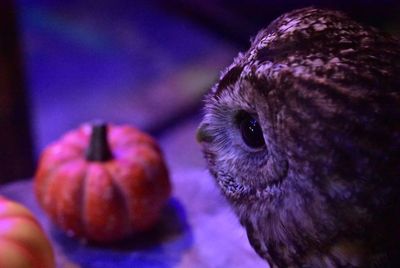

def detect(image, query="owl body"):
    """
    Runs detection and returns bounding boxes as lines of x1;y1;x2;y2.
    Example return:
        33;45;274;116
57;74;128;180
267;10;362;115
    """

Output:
198;8;400;268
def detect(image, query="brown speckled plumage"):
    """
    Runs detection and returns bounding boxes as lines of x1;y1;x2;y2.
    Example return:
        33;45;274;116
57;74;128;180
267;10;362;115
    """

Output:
197;7;400;268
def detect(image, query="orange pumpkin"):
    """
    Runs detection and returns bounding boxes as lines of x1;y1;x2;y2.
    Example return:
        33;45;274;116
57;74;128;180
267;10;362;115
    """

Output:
34;122;171;243
0;196;55;268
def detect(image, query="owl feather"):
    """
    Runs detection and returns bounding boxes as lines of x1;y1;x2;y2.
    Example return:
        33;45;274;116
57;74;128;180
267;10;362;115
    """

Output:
198;7;400;268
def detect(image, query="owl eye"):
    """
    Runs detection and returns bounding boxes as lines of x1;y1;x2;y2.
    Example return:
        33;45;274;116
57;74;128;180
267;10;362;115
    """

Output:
236;112;265;149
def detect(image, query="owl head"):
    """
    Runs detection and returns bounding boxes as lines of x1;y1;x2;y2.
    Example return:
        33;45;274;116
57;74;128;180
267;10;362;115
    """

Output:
197;7;400;267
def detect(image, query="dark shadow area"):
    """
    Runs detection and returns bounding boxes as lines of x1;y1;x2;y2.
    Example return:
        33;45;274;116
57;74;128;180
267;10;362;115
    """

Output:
163;0;400;49
0;0;34;183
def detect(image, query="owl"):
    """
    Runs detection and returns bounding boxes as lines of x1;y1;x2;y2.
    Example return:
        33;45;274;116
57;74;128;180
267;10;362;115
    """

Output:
197;7;400;268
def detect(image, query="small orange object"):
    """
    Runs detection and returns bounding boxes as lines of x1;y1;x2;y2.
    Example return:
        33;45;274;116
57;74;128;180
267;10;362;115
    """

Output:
0;196;55;268
34;122;171;243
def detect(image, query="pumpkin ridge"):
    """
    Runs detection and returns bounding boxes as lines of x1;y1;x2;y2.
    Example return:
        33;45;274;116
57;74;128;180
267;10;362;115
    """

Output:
37;170;60;217
124;147;170;228
105;164;132;238
79;166;90;238
133;148;167;188
0;231;42;268
34;123;171;243
41;160;85;234
60;163;87;238
82;163;127;242
107;161;133;234
112;159;147;231
35;158;79;208
34;162;61;208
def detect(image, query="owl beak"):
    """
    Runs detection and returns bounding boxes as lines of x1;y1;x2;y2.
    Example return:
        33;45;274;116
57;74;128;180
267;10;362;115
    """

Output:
196;123;213;144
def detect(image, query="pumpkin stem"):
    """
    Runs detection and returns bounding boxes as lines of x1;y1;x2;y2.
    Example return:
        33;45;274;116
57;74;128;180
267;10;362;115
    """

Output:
86;122;113;162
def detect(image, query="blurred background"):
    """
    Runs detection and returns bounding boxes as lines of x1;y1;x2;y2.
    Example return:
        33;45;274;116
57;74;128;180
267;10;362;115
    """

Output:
1;0;399;182
0;1;399;267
